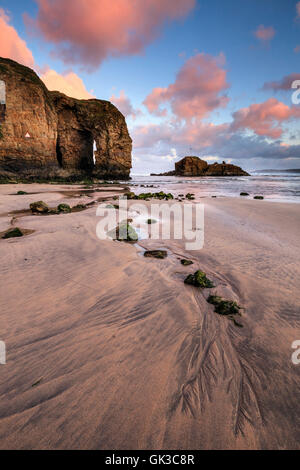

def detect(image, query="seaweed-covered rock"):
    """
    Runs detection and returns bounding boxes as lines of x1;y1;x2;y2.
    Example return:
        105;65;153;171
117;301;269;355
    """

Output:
72;203;87;211
17;190;27;195
2;227;23;239
254;195;264;200
126;191;174;201
207;295;243;327
57;203;71;213
30;201;49;213
144;250;168;259
181;259;194;266
108;221;138;242
207;295;240;315
184;270;214;288
125;192;136;199
240;192;249;196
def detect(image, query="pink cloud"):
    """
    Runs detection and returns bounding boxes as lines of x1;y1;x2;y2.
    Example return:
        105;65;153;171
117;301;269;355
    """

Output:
110;90;140;118
0;8;34;67
294;45;300;54
144;53;229;120
143;87;168;116
231;98;300;138
297;2;300;18
26;0;195;68
133;119;229;151
254;25;276;42
263;73;300;91
40;69;95;99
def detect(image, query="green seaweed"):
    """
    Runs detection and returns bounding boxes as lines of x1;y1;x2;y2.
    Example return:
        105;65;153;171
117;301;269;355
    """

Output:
144;250;167;259
207;295;243;327
72;204;87;211
57;203;71;213
184;270;214;288
108;222;138;242
181;259;194;266
126;191;174;201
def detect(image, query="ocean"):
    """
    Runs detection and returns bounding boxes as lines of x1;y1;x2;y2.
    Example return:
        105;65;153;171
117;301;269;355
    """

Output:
129;171;300;203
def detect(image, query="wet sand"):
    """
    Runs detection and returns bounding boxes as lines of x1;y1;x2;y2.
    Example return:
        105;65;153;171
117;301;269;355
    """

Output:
0;184;299;449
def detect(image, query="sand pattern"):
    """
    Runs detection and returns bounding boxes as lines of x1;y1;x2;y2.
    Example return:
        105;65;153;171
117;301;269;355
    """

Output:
0;184;299;449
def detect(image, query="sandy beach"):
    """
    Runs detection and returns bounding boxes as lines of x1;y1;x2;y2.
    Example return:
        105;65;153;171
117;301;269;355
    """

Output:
0;183;299;450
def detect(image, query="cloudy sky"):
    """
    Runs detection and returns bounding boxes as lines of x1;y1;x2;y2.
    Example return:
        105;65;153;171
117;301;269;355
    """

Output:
0;0;300;173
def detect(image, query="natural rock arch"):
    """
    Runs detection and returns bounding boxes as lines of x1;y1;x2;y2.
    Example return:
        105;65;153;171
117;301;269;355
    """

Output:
0;57;132;180
51;91;132;178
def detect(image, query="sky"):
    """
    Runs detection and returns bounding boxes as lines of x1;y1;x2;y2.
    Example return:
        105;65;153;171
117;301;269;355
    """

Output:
0;0;299;173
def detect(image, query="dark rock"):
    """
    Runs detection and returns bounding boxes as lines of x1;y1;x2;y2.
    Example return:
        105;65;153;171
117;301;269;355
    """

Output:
72;204;87;211
254;195;264;200
184;270;214;288
30;201;49;213
181;259;194;266
144;250;167;259
108;221;138;242
207;295;243;327
240;192;249;196
57;203;71;213
2;227;23;239
17;190;27;195
146;219;157;224
175;156;208;176
204;162;249;176
155;156;249;177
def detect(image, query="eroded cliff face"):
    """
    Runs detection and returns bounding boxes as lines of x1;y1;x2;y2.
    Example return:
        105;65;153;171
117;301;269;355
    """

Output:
0;58;58;174
0;57;132;180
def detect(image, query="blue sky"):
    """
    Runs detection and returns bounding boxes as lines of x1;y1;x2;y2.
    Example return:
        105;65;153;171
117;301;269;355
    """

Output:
0;0;299;173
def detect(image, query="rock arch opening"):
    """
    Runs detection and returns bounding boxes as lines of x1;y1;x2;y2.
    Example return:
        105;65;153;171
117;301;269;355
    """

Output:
0;80;6;123
56;129;96;170
93;140;97;165
78;129;94;171
56;136;63;167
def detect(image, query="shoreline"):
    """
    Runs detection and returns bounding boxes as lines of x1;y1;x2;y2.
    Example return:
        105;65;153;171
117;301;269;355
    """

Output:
0;183;299;449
